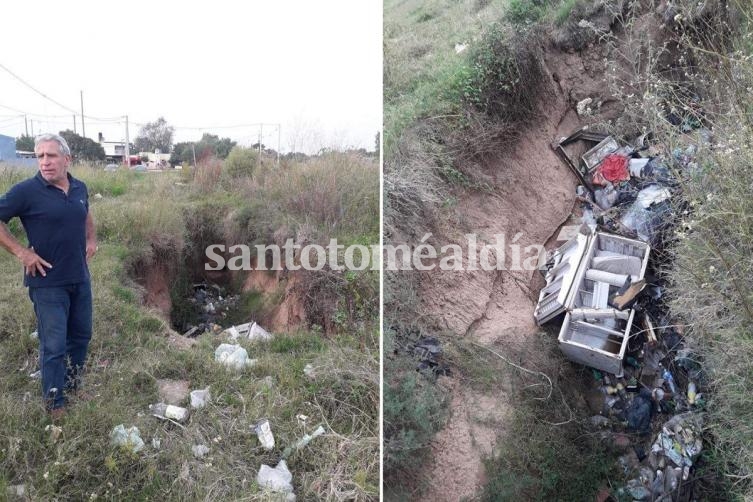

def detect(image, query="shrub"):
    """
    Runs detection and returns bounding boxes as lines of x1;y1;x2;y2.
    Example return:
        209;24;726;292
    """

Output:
223;146;258;179
459;24;545;123
505;0;548;25
383;329;449;492
553;0;579;25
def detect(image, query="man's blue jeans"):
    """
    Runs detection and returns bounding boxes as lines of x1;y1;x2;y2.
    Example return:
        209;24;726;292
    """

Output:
28;282;92;410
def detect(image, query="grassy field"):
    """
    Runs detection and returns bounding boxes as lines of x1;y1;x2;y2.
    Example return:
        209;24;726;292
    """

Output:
0;150;379;500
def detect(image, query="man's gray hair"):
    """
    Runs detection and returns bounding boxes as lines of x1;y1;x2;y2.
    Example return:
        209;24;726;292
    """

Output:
34;133;71;157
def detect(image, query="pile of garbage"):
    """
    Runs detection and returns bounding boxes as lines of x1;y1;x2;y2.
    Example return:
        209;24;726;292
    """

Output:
578;137;676;246
546;128;710;501
391;326;451;377
180;283;240;337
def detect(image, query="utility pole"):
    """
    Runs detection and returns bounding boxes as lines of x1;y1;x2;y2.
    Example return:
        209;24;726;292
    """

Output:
24;116;28;136
191;143;197;167
258;124;263;169
73;115;77;134
80;90;85;138
124;115;130;166
277;124;280;167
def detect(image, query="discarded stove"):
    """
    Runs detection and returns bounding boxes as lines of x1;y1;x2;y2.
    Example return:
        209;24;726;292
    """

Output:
535;225;650;375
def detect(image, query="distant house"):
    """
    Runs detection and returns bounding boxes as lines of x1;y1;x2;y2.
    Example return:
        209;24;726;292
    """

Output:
0;134;14;162
100;141;140;166
101;141;127;159
0;134;36;167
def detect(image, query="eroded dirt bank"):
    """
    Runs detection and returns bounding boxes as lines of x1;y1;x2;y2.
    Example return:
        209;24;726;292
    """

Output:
136;252;308;337
418;37;625;501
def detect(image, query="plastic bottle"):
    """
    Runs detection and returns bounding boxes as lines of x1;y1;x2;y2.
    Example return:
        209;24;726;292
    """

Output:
687;382;697;405
255;419;275;450
661;368;677;394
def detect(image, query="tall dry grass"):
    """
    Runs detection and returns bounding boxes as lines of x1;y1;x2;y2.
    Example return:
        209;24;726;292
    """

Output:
602;0;753;496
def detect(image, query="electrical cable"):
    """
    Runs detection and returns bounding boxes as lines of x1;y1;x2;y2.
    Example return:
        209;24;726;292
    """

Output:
0;63;78;114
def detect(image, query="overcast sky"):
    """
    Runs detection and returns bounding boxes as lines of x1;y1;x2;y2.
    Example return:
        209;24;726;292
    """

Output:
0;1;381;153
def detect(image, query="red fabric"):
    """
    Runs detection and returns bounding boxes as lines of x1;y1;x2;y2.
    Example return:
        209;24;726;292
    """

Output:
593;154;630;185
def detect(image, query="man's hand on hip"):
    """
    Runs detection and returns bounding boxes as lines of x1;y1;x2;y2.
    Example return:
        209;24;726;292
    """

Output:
18;247;52;277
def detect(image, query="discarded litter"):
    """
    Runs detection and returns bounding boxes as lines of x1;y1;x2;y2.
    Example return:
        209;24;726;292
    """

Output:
628;158;650;176
636;184;672;208
181;283;241;336
214;343;256;370
535;227;650;375
7;484;25;498
687;382;697;405
192;444;210;459
626;389;654;433
626;478;651;500
282;425;325;459
610;279;646;310
255;419;275;450
150;403;190;423
257;460;295;498
594;184;618;210
592;154;630;185
223;322;273;342
190;387;211;409
661;367;677;395
547;126;704;501
583;136;621;172
303;364;316;379
650;412;703;468
110;424;145;452
45;424;62;443
619;185;672;244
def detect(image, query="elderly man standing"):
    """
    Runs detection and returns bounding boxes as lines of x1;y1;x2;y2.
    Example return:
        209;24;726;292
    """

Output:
0;133;97;420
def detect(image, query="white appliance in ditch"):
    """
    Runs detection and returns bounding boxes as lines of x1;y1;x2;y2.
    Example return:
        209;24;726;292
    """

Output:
534;226;650;375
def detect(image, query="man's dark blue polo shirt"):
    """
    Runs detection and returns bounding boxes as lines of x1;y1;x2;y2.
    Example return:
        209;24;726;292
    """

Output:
0;172;90;287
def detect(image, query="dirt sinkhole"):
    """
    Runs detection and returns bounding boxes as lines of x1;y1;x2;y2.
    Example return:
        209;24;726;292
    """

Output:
130;243;307;338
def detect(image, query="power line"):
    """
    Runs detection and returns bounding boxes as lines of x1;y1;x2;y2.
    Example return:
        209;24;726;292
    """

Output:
0;116;23;125
0;63;78;114
0;103;26;114
0;65;121;122
136;122;272;131
0;103;123;124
